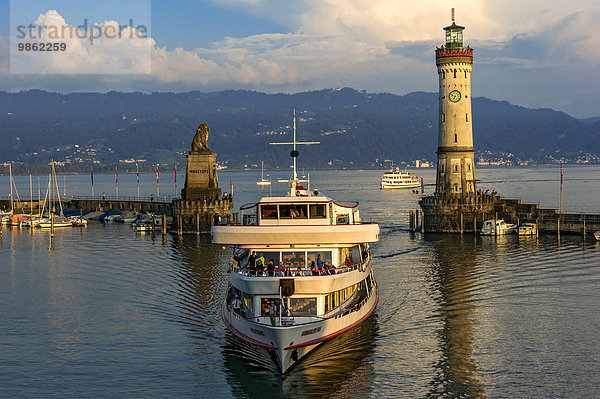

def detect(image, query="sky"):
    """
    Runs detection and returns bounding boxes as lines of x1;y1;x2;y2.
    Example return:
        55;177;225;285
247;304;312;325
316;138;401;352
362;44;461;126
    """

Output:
1;0;599;118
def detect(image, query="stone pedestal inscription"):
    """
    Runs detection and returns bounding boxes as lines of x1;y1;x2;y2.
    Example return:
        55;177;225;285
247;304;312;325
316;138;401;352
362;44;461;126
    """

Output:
181;153;221;200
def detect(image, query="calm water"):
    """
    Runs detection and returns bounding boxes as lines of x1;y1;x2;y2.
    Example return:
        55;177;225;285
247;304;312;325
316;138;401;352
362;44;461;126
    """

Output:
1;167;600;398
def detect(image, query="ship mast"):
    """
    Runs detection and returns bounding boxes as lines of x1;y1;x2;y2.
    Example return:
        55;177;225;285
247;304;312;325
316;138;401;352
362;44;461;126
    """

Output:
270;110;319;196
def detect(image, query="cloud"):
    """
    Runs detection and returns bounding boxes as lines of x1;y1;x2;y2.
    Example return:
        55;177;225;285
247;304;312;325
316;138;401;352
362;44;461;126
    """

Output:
10;9;152;74
2;3;600;116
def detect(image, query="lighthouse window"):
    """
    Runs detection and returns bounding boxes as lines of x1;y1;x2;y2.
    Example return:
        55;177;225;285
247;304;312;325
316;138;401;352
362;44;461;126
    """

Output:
441;113;445;123
453;69;457;78
454;165;459;172
466;113;469;122
454;134;457;143
464;71;467;78
442;71;446;79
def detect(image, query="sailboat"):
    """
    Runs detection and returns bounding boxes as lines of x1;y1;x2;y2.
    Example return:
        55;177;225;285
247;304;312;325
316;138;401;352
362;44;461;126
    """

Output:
256;161;272;187
1;164;15;224
3;164;29;226
37;161;72;229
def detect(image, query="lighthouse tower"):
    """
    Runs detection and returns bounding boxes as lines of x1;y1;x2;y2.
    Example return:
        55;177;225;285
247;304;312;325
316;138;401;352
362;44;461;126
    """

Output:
435;9;476;197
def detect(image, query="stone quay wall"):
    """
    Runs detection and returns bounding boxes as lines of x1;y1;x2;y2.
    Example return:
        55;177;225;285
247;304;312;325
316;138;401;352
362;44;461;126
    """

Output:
172;197;233;234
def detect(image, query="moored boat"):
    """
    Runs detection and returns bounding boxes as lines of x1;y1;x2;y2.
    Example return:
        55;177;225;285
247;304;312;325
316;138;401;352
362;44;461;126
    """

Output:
594;231;600;241
518;222;537;236
69;216;88;227
213;111;379;374
481;219;517;235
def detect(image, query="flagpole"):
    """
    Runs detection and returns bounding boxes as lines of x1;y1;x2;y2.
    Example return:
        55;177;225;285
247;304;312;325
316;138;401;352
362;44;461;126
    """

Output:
174;164;177;199
156;164;160;199
136;163;140;201
560;163;563;215
115;166;118;200
91;166;94;198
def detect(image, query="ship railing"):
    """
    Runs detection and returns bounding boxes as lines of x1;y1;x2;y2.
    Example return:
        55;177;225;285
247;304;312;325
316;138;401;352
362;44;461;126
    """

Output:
230;261;367;277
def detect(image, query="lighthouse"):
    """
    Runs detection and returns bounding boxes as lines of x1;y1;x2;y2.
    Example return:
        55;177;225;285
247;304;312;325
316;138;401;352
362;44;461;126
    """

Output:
435;9;476;197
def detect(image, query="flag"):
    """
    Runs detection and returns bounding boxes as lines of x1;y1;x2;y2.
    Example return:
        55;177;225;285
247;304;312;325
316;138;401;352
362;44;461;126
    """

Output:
136;163;139;184
91;167;94;186
115;167;118;185
174;165;177;184
156;164;159;184
560;164;563;185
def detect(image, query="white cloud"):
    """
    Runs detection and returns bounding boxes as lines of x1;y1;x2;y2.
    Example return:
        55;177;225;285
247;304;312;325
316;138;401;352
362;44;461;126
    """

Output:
10;9;153;74
2;3;600;116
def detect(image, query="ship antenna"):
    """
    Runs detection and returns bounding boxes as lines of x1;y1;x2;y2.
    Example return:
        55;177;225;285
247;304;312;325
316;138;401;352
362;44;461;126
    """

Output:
270;109;320;196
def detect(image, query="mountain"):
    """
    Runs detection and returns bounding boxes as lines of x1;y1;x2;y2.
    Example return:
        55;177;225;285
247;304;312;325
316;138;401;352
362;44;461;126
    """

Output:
1;88;599;170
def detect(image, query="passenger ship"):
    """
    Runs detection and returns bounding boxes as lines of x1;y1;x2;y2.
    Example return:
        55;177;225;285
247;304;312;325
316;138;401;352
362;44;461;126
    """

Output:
212;113;380;373
380;167;420;189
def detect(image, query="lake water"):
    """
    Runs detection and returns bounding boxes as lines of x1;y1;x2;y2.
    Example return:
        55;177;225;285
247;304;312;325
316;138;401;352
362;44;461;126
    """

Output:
1;166;600;398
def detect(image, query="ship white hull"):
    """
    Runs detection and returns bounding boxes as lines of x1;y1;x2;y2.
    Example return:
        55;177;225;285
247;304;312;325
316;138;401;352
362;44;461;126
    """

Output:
222;284;379;374
381;182;421;189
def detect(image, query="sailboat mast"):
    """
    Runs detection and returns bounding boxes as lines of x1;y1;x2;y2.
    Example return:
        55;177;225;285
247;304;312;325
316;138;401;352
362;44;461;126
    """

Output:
30;174;33;218
9;164;13;212
51;161;64;216
293;109;297;183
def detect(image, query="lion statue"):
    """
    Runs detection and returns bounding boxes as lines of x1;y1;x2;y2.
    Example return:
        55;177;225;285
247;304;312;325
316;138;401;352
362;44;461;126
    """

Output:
191;122;212;154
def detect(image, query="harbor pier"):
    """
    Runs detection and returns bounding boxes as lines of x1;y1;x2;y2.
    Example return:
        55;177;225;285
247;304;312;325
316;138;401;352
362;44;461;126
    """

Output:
418;195;600;236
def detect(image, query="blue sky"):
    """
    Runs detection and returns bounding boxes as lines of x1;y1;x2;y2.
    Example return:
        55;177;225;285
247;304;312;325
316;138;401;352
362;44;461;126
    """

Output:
1;0;599;118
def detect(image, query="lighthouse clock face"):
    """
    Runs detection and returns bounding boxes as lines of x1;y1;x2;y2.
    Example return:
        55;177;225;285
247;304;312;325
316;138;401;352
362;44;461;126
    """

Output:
449;90;461;102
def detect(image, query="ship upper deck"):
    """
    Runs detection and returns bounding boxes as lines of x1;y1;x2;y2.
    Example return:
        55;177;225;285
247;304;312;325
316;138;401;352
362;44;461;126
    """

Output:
212;194;379;246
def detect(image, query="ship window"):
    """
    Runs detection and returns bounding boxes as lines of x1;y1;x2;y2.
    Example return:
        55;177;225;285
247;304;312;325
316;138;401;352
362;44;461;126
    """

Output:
279;204;307;219
260;298;282;316
282;251;306;269
261;251;281;265
309;204;327;219
289;298;317;316
307;251;332;267
260;204;278;219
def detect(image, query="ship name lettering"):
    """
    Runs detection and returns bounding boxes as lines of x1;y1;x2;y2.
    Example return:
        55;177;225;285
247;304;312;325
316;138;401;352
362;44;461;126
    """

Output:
301;326;322;336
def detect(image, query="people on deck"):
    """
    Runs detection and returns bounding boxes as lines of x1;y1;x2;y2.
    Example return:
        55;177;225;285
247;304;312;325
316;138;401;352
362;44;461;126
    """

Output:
311;261;318;276
247;251;257;275
232;294;242;315
276;261;285;276
267;259;275;276
269;301;278;326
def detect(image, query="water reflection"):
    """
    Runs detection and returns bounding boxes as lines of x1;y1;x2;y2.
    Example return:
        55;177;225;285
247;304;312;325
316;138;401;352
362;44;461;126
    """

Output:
425;235;486;398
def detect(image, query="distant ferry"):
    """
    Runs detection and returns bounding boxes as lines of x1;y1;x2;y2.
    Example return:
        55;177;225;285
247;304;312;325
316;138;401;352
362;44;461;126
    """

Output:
380;167;420;190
